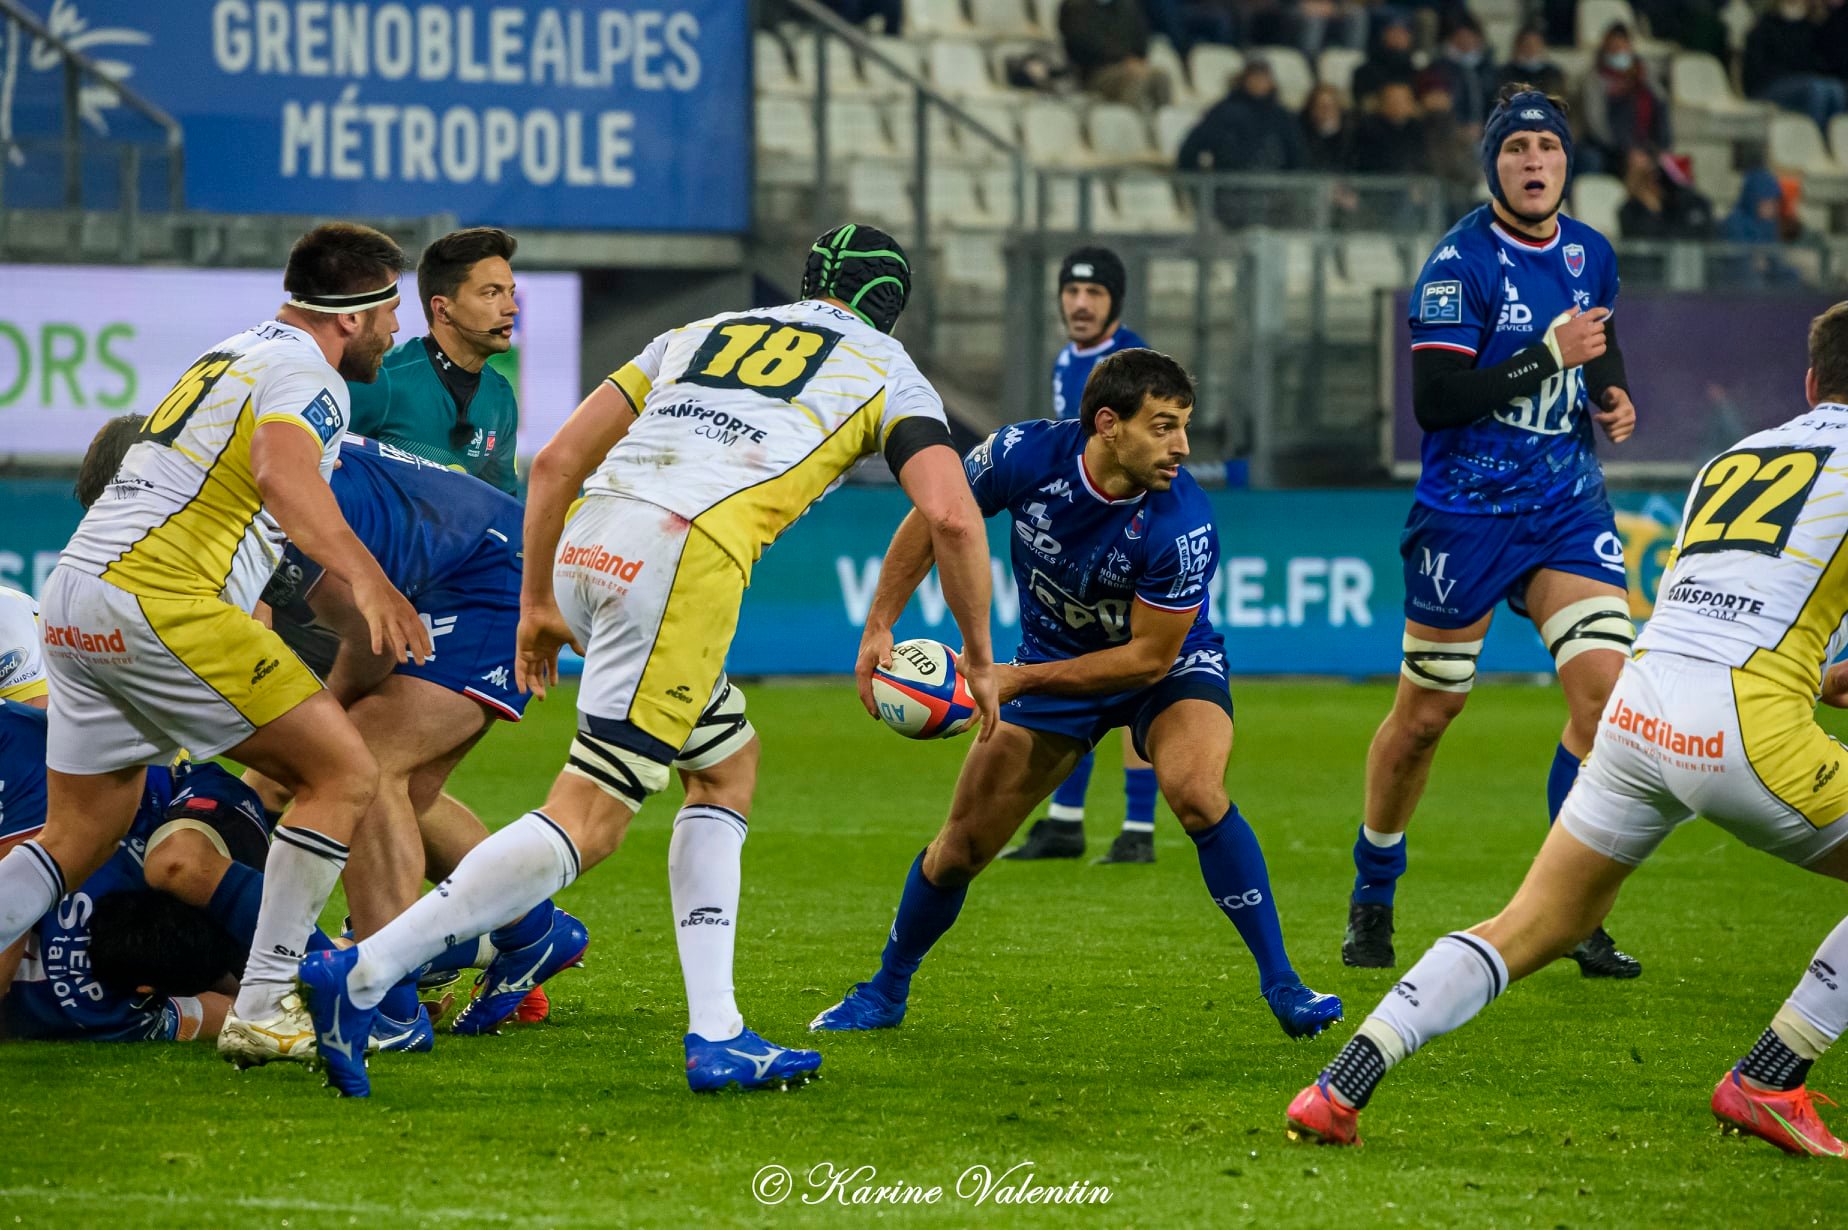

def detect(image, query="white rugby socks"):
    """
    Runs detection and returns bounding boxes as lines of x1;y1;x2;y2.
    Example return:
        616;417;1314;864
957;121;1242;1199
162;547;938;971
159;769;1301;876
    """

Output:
1782;914;1848;1052
0;841;65;950
670;805;748;1042
234;826;348;1020
347;811;581;1008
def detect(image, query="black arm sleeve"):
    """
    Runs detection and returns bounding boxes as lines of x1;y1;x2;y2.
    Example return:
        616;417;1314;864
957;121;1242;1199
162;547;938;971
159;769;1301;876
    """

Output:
1583;320;1629;400
1411;343;1560;432
883;416;955;474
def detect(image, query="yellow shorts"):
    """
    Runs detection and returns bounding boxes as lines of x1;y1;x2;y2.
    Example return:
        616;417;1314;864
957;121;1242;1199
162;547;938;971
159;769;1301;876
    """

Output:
41;565;321;773
553;495;745;757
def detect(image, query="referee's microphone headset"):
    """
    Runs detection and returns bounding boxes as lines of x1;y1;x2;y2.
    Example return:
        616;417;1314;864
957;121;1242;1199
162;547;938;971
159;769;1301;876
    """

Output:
440;305;513;340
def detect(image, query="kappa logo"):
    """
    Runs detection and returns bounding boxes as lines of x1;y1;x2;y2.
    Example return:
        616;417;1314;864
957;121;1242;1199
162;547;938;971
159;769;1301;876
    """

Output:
1419;549;1458;604
1433;245;1461;262
1564;242;1586;278
1000;425;1025;454
481;666;510;688
1498;248;1515;267
1040;477;1074;502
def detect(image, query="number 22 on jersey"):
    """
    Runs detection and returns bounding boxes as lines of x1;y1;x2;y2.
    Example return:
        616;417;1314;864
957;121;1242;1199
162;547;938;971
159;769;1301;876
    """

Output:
682;317;842;398
1680;446;1829;558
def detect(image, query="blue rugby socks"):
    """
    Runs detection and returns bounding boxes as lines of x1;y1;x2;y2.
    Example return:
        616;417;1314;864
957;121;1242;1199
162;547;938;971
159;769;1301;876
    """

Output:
490;897;557;952
1351;825;1407;906
1122;766;1158;833
1192;805;1296;992
869;851;967;1002
1048;751;1094;822
1546;743;1581;825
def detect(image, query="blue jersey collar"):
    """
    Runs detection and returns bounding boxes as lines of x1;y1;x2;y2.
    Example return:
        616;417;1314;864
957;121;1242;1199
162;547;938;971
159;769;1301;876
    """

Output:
1490;219;1561;254
1078;452;1145;505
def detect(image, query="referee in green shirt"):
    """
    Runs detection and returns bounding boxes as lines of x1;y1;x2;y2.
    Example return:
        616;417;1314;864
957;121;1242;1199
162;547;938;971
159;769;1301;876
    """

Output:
348;227;522;495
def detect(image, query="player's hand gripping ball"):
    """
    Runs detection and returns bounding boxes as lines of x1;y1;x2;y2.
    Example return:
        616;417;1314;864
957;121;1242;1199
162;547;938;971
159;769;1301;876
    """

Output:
872;639;979;739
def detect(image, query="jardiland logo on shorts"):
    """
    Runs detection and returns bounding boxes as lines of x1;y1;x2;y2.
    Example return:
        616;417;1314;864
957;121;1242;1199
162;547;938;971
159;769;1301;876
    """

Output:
43;624;127;654
1609;698;1724;758
558;542;645;581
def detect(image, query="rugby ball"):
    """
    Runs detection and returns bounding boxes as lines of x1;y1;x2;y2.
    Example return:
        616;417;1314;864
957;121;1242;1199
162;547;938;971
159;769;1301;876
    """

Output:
872;638;978;740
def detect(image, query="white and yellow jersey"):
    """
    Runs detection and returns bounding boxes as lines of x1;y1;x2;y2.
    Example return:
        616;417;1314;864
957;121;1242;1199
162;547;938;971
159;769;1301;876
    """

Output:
60;321;349;613
587;300;947;577
1638;402;1848;698
0;585;47;703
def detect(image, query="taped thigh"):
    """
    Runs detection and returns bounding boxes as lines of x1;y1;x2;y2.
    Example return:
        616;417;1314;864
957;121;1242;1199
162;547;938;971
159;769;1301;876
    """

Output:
1540;596;1635;670
564;724;673;810
1401;634;1483;693
673;675;756;772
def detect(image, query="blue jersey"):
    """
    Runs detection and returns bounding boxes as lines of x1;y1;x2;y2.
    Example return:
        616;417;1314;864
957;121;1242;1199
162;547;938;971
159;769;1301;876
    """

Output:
1051;325;1148;421
3;766;180;1042
1408;205;1620;515
0;700;49;843
966;419;1223;666
308;436;522;599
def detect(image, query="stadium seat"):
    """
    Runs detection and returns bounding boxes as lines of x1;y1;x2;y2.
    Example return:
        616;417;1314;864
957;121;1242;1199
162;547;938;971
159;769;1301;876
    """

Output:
1671;51;1773;144
1189;45;1243;102
755;96;816;184
1770;113;1848;202
928;165;989;225
909;0;974;37
1317;48;1363;101
756;31;803;95
1154;104;1203;164
958;99;1024;161
1679;139;1741;207
1570;173;1625;236
1114;175;1191;232
1471;0;1523;20
967;0;1039;39
928;38;1004;98
845;161;915;229
1576;0;1636;48
1341;237;1410;289
940;230;1009;295
1252;47;1313;110
978;165;1031;224
1148;38;1193;105
865;37;927;98
1087;104;1159;165
826;99;898;161
1022;99;1092;167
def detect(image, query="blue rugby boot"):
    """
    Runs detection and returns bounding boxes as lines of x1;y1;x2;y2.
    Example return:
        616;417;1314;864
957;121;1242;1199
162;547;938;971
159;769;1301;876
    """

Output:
298;946;376;1097
808;981;907;1032
451;907;589;1037
685;1028;822;1092
1264;983;1344;1040
368;1005;436;1054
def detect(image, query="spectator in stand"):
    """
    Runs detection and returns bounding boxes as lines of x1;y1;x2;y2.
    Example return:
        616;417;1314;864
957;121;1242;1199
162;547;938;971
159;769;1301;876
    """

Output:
1617;147;1715;239
820;0;904;35
1289;1;1371;55
1302;84;1355;171
1418;81;1481;194
1576;24;1671;176
1419;16;1498;126
1823;0;1848;78
1744;0;1848;133
1180;59;1306;227
1139;0;1237;56
1721;168;1803;286
1497;27;1566;100
1350;80;1431;174
1352;14;1418;107
1061;0;1173;108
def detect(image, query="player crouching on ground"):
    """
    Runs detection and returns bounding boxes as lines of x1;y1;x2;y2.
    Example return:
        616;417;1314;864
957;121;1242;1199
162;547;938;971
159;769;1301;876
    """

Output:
1288;304;1848;1157
813;348;1343;1041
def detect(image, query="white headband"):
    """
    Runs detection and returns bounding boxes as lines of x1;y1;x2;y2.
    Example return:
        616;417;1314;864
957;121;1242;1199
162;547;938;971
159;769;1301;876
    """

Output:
286;280;401;314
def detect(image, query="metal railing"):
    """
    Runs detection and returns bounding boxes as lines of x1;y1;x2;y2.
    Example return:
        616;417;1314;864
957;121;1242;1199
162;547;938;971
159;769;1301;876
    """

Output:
771;0;1028;353
0;0;184;230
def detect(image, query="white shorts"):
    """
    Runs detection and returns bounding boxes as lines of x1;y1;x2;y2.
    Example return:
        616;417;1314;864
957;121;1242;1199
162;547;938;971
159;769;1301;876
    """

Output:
40;566;320;774
554;495;747;760
1561;650;1848;868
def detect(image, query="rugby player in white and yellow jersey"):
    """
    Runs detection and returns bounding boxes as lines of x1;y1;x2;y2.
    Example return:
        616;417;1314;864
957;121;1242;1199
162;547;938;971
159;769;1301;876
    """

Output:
301;223;999;1097
1288;302;1848;1157
0;223;432;1070
0;586;48;707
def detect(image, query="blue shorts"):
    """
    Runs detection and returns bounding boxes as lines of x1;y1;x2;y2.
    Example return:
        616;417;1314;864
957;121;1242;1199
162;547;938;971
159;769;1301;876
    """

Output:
1400;498;1626;629
396;536;527;721
1003;645;1234;759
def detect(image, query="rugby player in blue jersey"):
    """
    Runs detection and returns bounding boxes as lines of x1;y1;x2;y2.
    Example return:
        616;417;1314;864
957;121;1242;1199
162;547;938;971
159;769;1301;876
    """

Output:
1341;86;1642;977
1008;246;1164;866
814;348;1342;1040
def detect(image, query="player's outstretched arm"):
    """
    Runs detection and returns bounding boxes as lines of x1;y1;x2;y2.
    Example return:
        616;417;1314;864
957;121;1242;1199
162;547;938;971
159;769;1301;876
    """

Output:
251;422;430;664
516;383;636;696
896;445;998;737
1005;600;1196;701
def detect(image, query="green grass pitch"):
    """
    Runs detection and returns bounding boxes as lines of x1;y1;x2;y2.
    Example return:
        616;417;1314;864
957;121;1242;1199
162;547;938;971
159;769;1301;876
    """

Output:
2;680;1843;1227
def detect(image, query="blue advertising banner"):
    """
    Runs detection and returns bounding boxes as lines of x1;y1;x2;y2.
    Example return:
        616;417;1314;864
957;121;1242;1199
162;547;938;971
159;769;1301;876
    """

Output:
1;0;749;230
0;483;1691;678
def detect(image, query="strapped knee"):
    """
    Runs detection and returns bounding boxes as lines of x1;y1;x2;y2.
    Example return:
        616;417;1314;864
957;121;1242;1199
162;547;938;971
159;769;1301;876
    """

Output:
565;728;672;810
1401;634;1483;693
674;676;756;772
1540;597;1635;670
